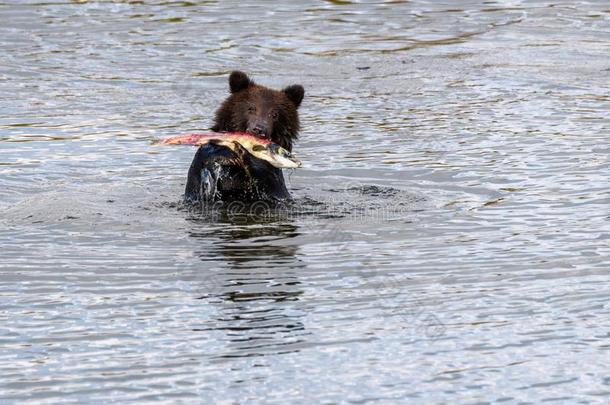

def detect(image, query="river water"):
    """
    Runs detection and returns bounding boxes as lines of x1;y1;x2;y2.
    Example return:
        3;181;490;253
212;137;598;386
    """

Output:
1;1;609;403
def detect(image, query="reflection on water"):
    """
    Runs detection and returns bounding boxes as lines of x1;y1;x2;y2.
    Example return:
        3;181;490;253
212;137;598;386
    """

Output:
190;218;306;359
1;0;610;403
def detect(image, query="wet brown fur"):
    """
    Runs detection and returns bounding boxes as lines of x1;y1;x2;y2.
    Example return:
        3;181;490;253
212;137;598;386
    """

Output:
210;71;304;151
184;71;304;203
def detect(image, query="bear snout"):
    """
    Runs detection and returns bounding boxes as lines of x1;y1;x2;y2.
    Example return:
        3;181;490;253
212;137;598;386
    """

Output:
247;122;271;139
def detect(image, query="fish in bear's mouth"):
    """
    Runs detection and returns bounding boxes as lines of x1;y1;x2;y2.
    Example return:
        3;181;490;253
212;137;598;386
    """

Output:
156;132;301;169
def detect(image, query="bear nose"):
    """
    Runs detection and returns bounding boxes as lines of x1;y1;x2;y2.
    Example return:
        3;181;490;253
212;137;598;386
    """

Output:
250;124;267;137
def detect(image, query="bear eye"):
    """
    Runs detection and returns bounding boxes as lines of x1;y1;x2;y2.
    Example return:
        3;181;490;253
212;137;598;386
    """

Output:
270;111;279;119
247;106;256;113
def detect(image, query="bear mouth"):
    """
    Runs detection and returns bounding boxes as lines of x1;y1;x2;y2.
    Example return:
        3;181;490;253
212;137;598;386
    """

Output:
250;132;270;141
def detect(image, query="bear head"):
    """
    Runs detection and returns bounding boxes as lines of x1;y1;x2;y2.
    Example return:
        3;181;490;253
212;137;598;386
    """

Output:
211;71;305;151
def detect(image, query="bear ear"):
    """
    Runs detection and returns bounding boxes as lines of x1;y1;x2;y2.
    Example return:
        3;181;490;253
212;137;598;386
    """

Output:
283;84;304;108
229;71;252;93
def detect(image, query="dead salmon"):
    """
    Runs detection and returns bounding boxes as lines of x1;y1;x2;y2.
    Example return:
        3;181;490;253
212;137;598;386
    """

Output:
156;132;301;169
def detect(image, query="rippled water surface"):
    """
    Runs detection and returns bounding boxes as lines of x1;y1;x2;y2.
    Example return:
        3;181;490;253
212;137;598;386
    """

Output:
1;0;609;403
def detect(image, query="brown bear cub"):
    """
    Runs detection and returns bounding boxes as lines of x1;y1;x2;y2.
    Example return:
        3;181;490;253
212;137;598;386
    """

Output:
184;71;305;204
